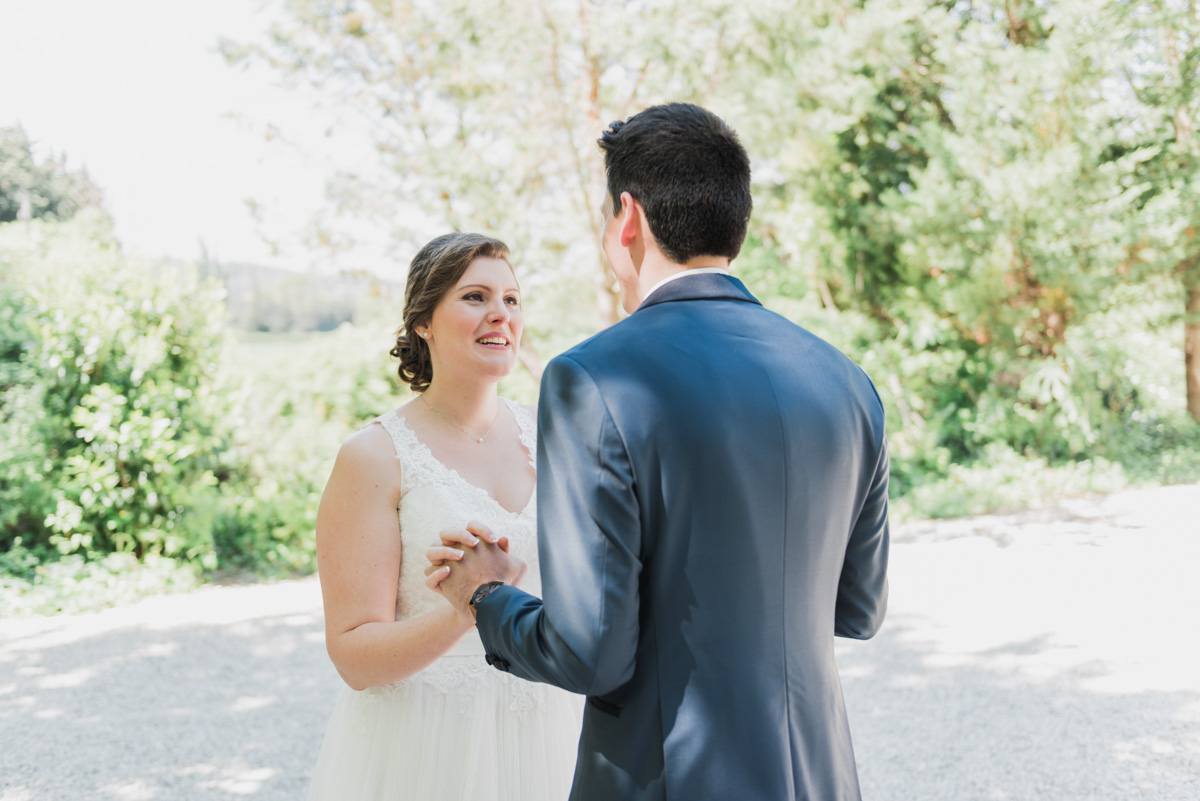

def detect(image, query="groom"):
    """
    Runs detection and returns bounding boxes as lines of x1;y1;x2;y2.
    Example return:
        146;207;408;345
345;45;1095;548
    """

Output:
429;103;890;800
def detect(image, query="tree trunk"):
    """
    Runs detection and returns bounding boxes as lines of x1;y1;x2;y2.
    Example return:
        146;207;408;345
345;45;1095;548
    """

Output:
1161;18;1200;421
1186;271;1200;422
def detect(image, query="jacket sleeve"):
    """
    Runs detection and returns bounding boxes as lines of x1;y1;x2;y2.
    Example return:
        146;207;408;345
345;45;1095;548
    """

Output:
834;433;890;639
474;354;642;696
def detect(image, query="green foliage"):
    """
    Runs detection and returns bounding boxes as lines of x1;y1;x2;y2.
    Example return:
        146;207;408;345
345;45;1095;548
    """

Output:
761;244;1200;519
236;0;1200;429
0;217;382;605
0;210;427;611
892;443;1129;520
727;0;1200;506
211;321;404;574
223;0;775;333
0;538;199;616
0;125;103;223
0;216;234;563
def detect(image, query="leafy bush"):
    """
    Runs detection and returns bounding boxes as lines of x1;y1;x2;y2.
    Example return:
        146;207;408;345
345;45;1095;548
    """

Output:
1;223;429;605
891;443;1129;520
0;537;199;616
213;316;408;573
0;214;237;563
758;252;1200;521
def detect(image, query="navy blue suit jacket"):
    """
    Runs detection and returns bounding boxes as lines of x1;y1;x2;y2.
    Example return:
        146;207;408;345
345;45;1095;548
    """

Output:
476;273;889;800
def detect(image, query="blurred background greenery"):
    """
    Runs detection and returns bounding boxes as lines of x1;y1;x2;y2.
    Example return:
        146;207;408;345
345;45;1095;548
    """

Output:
3;0;1199;614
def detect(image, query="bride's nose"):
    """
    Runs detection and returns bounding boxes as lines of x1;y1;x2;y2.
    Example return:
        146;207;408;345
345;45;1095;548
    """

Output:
487;302;510;324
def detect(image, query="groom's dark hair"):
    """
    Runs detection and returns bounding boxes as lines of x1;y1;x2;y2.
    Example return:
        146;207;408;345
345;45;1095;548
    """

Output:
598;103;752;264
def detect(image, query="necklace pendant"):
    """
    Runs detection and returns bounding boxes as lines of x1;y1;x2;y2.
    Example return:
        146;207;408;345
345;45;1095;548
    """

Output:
476;437;483;443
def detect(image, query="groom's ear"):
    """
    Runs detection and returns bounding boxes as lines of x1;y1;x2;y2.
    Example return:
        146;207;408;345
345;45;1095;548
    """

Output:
618;191;643;248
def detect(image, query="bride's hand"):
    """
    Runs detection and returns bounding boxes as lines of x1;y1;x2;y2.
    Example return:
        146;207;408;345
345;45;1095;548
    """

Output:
454;521;525;587
424;525;485;580
425;522;527;595
424;524;484;577
426;522;514;569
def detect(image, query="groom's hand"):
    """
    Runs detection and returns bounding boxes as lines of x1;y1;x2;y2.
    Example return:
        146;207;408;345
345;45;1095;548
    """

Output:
424;521;526;619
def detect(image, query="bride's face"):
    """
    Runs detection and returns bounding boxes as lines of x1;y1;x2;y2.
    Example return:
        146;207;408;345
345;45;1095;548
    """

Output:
424;256;523;384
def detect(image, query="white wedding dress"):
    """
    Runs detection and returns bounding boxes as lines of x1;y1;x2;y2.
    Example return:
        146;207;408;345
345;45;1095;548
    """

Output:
306;399;583;801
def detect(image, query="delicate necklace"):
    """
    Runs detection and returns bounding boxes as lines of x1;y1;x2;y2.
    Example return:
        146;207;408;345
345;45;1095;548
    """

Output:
419;395;498;444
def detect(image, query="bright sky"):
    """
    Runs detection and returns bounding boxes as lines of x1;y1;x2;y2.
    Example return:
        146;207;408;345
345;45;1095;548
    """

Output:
0;0;385;272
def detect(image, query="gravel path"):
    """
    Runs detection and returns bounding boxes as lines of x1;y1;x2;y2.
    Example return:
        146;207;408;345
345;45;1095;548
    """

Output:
2;482;1197;800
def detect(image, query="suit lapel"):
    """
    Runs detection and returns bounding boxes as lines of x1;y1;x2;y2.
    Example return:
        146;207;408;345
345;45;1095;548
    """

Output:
635;272;763;312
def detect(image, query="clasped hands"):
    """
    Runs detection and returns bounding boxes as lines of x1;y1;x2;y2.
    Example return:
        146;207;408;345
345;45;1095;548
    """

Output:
424;521;526;623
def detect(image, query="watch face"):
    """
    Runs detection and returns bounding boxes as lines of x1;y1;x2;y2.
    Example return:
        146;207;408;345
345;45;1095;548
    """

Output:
471;581;503;607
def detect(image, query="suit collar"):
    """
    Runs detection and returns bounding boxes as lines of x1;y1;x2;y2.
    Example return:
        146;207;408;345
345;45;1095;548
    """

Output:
635;271;762;312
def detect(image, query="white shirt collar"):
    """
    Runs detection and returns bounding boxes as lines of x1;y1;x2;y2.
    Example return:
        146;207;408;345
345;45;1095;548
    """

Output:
642;267;730;304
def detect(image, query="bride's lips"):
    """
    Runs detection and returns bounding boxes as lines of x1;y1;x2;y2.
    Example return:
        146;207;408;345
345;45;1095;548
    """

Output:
475;332;511;348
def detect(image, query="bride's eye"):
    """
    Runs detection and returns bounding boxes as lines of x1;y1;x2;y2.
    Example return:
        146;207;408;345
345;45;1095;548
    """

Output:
463;291;484;302
505;295;520;306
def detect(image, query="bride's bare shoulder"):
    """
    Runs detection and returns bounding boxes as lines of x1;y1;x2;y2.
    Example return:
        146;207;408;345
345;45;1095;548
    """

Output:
334;416;402;477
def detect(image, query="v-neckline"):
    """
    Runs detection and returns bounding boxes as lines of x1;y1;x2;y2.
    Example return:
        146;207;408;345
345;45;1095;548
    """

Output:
390;401;536;517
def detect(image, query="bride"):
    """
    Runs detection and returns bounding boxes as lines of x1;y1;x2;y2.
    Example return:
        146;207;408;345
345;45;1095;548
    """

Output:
305;232;582;800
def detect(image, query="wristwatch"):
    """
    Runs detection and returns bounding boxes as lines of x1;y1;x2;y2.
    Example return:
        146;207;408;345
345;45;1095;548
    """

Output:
469;581;505;610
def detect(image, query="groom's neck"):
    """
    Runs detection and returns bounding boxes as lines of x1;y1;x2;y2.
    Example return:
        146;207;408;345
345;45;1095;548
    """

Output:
636;255;731;297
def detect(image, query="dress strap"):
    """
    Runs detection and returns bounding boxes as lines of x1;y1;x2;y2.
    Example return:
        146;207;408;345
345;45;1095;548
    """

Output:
503;398;537;471
373;410;450;496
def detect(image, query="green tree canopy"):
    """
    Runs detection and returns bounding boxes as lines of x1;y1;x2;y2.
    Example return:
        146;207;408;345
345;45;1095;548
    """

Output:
213;1;1195;498
0;125;103;224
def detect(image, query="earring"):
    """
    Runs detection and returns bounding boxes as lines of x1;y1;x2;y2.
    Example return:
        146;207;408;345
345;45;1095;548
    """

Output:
418;331;429;339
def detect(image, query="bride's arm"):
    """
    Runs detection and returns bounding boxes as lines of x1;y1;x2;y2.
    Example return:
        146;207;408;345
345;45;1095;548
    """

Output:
316;424;473;691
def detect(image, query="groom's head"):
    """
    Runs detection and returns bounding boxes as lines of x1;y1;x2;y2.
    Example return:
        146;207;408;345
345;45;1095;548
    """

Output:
597;103;752;266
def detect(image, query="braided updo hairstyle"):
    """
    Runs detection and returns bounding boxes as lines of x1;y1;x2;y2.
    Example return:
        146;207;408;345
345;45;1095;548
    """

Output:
390;232;511;392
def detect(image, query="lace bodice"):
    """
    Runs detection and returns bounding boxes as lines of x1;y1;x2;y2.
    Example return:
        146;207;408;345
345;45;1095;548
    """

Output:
367;398;542;707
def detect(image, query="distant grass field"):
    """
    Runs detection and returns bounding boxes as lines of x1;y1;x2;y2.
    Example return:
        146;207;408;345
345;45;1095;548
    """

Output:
227;330;334;388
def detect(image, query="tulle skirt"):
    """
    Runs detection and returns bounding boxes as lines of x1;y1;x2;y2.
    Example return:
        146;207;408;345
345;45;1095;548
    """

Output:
306;650;584;801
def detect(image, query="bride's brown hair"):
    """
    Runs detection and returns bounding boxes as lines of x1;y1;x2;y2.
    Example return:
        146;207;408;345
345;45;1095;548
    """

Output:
391;232;511;392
